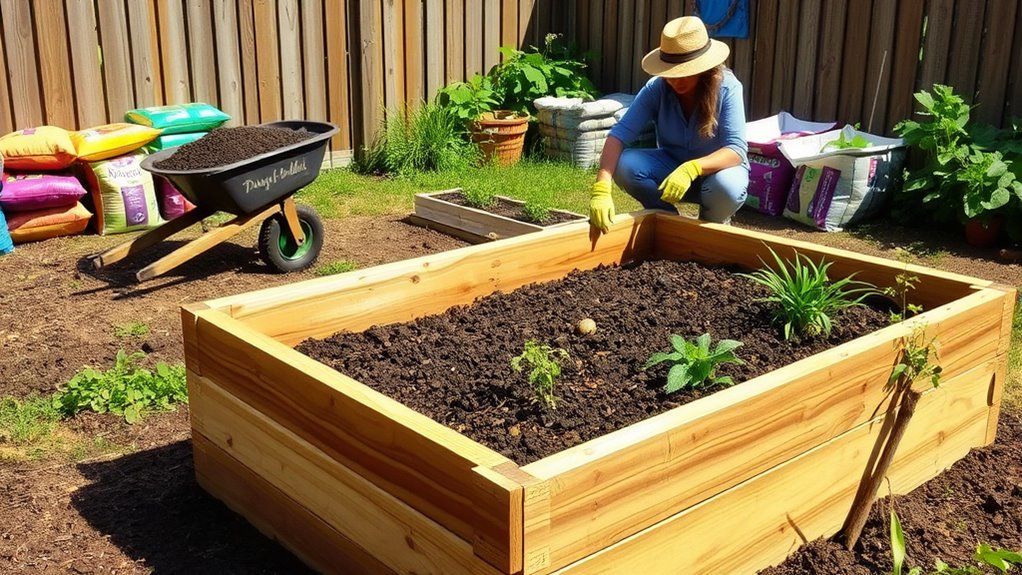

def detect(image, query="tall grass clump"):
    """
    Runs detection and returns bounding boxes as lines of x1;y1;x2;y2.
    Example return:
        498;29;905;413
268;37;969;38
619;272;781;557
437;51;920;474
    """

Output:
353;102;479;176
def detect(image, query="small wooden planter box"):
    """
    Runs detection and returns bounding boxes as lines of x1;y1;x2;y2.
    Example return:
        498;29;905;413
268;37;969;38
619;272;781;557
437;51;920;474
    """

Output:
410;189;587;242
183;212;1015;575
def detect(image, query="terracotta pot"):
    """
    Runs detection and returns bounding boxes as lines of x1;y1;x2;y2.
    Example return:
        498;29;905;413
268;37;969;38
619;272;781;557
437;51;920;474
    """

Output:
470;110;529;166
964;215;1004;248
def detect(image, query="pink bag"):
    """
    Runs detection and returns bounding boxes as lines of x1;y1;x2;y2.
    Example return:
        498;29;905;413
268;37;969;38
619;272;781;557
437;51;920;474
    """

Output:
0;172;87;212
744;113;836;216
156;176;196;220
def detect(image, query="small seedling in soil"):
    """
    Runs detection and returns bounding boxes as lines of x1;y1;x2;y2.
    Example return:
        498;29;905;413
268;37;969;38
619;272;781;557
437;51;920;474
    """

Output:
643;333;744;393
511;340;569;409
522;199;552;224
884;252;924;323
315;259;358;277
461;185;498;210
113;321;150;339
889;504;1021;575
576;318;597;335
741;245;879;341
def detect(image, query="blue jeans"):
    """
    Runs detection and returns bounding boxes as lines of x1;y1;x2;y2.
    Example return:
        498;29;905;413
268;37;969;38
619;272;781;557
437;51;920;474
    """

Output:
613;148;749;223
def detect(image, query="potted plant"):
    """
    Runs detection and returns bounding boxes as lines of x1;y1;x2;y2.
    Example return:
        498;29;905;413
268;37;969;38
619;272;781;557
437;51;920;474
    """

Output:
438;73;528;166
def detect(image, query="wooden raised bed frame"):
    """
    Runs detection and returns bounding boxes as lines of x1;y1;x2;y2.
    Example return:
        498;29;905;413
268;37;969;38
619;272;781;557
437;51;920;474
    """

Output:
410;189;587;243
183;211;1015;575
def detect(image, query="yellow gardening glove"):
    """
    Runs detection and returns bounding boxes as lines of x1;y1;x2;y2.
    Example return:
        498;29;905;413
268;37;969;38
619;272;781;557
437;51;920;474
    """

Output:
658;160;703;204
589;180;615;233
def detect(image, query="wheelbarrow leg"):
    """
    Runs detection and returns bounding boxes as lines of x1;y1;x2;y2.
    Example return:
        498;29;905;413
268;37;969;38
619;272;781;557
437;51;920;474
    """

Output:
135;203;282;282
92;207;215;269
280;197;306;245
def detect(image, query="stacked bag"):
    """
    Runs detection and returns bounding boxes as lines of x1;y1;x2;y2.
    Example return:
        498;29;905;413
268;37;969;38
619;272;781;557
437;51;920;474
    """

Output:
125;103;230;220
0;152;12;255
535;93;656;169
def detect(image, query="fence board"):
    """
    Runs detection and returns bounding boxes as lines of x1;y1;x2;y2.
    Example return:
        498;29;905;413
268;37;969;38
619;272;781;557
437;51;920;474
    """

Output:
254;0;282;121
97;0;135;119
587;0;605;87
918;0;953;93
520;0;535;45
632;0;650;90
213;0;244;125
813;0;847;122
426;0;444;98
464;0;483;77
602;0;620;91
33;0;75;129
359;0;384;143
861;0;896;132
278;0;305;119
791;0;820;119
617;0;636;92
63;0;105;127
502;0;518;51
446;0;465;84
127;0;164;108
382;0;405;108
1;0;43;128
405;0;425;104
237;0;261;125
976;0;1018;124
836;0;873;125
324;0;351;148
770;0;800;114
302;0;327;121
1009;0;1022;123
158;0;191;105
946;0;986;104
0;4;11;133
750;0;778;120
187;0;219;107
484;0;500;71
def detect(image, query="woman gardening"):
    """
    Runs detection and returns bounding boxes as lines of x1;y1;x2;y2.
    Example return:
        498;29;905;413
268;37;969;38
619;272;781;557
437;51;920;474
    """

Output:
590;16;749;232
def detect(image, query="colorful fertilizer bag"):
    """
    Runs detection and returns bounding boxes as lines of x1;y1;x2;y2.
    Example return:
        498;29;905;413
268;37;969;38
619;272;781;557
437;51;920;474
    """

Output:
155;176;196;220
83;153;164;235
0;207;13;254
0;126;77;169
0;172;87;212
71;123;162;161
145;131;206;152
778;126;906;232
125;103;230;135
744;112;835;216
6;202;92;244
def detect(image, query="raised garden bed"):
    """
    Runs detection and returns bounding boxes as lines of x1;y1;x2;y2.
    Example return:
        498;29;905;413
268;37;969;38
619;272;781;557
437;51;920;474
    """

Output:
183;211;1015;575
410;189;587;243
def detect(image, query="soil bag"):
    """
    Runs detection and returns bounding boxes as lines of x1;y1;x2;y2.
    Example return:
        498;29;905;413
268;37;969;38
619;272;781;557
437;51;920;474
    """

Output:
83;153;164;235
778;125;905;231
535;93;655;168
124;103;230;135
0;126;77;170
6;202;92;244
744;112;836;216
0;208;13;255
0;172;87;212
155;176;196;220
145;131;206;152
71;123;162;162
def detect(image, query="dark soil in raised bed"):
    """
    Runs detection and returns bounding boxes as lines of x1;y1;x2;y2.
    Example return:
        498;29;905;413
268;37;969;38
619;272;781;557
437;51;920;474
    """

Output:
153;126;314;170
436;191;585;226
759;410;1022;575
297;258;890;465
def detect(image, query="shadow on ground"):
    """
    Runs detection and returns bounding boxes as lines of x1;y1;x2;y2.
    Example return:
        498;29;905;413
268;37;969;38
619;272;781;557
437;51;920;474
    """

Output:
72;440;313;574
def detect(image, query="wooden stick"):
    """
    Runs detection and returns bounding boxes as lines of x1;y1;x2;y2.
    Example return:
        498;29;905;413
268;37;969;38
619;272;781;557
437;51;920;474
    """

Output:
840;386;922;550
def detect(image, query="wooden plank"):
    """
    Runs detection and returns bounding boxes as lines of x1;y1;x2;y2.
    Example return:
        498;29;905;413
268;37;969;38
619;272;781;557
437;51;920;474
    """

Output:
359;0;384;147
446;0;466;84
770;0;800;115
519;0;535;45
190;374;510;575
414;191;546;239
277;0;305;119
501;0;517;51
63;0;105;127
0;2;11;134
885;0;925;134
601;0;619;90
791;0;821;119
464;0;483;78
861;0;897;133
237;0;261;125
975;0;1018;125
730;0;755;101
194;434;398;575
918;0;953;93
648;0;668;59
404;0;425;105
204;211;657;343
812;0;847;122
97;0;134;118
212;0;244;125
324;0;352;147
125;0;163;109
189;316;518;572
631;0;648;91
484;0;501;72
92;207;214;268
32;0;75;128
301;0;328;121
157;0;191;104
548;368;993;574
425;0;445;98
254;0;282;121
587;0;604;89
1008;0;1022;124
945;0;987;104
616;0;635;92
181;303;210;377
836;0;872;126
1;0;43;127
186;0;219;106
987;284;1018;443
382;0;403;108
750;0;779;120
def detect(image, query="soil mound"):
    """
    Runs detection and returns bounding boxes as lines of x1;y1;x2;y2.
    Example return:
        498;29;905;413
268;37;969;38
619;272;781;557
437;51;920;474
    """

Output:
153;126;313;171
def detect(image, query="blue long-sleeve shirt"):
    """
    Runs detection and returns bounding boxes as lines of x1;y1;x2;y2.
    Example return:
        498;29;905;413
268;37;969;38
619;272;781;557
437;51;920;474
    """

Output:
609;69;748;165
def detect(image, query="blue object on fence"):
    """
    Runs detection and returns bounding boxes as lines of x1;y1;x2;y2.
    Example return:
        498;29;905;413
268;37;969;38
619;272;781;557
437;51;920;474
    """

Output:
695;0;749;39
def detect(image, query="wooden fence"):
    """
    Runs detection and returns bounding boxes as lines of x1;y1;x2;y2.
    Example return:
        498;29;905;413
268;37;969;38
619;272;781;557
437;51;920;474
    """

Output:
0;0;1019;161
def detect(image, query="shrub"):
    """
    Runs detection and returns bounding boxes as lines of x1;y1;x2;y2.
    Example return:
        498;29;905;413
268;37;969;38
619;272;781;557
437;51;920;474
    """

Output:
511;339;569;409
353;102;480;175
643;333;743;393
741;247;879;341
490;33;600;118
461;184;498;210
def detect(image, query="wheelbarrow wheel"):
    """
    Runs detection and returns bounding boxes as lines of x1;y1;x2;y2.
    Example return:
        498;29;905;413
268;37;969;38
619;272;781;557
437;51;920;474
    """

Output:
258;204;324;273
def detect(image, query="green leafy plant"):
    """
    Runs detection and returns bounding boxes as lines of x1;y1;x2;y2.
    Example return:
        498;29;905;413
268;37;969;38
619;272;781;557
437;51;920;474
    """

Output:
353;102;480;175
461;184;498;210
889;506;1021;574
511;339;569;409
889;326;943;391
522;198;552;224
489;34;599;118
113;321;150;338
821;128;872;152
643;333;744;393
436;73;502;125
53;350;188;423
740;246;880;340
884;251;924;324
315;259;358;276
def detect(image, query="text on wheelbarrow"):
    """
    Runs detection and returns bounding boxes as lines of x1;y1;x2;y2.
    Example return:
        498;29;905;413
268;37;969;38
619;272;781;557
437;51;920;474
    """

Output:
242;158;308;194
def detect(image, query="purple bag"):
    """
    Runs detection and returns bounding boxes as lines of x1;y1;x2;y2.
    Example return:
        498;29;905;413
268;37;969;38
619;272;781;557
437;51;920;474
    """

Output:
744;113;836;216
0;171;87;212
156;176;196;220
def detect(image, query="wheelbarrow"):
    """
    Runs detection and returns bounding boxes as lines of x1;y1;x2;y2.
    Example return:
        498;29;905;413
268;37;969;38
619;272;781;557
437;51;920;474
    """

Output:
92;120;339;282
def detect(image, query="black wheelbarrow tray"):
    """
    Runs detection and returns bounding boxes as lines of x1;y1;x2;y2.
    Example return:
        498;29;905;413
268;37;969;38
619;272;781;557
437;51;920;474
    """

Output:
92;121;338;282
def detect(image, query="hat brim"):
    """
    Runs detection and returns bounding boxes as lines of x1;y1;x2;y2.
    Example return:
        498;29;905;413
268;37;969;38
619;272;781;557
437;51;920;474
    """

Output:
640;39;730;78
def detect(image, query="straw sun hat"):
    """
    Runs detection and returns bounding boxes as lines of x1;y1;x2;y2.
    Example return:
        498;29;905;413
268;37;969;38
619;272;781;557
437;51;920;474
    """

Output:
641;16;730;78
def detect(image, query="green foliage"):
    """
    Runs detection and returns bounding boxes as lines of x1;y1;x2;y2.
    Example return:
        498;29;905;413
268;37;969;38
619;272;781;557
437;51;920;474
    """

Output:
353;102;480;175
643;333;744;394
741;246;880;341
522;198;552;224
511;340;569;409
461;184;499;210
889;507;1021;574
436;73;503;124
821;129;872;152
883;252;924;324
488;34;599;118
315;259;358;276
0;395;61;447
889;326;942;391
54;350;188;423
113;321;150;338
894;84;1022;225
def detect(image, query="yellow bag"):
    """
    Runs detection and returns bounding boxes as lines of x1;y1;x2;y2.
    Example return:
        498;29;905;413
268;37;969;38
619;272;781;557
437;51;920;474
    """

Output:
0;126;78;169
71;123;162;161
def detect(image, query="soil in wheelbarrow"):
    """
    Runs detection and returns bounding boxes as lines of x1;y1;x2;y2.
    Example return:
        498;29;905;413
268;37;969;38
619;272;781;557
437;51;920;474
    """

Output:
436;191;585;226
153;126;315;171
297;258;890;465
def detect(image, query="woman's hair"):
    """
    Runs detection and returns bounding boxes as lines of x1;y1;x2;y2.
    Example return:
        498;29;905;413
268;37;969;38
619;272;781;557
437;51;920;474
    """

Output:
695;65;724;139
